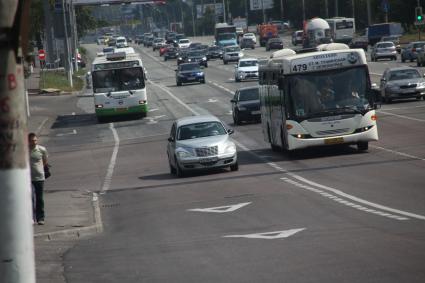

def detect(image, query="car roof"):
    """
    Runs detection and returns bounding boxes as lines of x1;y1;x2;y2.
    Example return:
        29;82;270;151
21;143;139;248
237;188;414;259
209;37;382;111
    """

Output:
386;66;417;72
376;41;394;45
176;115;222;127
239;58;257;62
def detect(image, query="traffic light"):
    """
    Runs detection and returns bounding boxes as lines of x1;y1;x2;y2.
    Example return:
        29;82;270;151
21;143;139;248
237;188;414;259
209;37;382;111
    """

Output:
416;7;423;22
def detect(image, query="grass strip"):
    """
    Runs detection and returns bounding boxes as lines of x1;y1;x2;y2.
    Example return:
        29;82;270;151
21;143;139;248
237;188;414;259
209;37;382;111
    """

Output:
39;70;84;92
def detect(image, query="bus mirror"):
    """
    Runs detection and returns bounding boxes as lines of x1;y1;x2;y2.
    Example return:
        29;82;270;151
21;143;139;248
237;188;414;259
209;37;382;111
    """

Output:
278;77;285;90
168;137;175;142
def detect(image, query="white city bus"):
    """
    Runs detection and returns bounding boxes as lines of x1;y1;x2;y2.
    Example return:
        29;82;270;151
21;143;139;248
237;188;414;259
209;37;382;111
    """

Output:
326;17;355;44
91;51;147;122
259;44;379;152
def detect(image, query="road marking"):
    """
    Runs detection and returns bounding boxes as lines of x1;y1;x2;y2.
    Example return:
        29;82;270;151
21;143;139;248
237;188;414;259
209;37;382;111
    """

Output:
371;145;425;161
101;123;120;192
280;177;410;221
149;108;159;112
36;117;49;135
370;72;382;76
56;129;77;137
207;98;218;103
378;110;425;122
223;228;305;239
188;202;251;213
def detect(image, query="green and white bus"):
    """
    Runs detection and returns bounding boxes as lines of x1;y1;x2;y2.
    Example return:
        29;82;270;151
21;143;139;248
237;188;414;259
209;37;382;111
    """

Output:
91;51;147;122
259;44;380;152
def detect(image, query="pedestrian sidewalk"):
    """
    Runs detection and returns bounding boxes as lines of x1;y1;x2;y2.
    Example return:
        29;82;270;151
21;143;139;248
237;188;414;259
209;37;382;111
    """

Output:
26;66;101;241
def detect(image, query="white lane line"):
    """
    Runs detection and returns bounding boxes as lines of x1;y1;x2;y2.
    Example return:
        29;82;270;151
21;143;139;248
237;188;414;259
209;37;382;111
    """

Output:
383;105;425;111
378;110;425;123
280;177;409;221
101;123;120;192
284;174;425;220
370;72;382;76
148;80;199;115
36;117;49;135
371;145;425;161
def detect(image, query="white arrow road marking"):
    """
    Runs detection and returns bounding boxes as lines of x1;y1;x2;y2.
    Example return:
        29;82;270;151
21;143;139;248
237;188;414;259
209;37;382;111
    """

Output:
146;115;166;124
207;98;218;103
223;228;306;239
56;129;77;137
187;202;251;213
149;108;159;112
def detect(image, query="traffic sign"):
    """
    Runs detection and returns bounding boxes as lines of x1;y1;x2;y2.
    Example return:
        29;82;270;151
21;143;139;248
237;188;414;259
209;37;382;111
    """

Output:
38;49;46;61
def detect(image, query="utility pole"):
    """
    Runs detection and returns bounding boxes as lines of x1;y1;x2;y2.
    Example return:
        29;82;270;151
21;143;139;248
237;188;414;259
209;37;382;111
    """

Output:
0;1;36;283
261;0;266;23
367;0;372;26
302;0;305;22
324;0;329;18
223;0;226;22
62;0;73;87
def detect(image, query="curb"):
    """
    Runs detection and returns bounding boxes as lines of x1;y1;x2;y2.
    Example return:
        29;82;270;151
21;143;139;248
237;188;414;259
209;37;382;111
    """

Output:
34;193;103;241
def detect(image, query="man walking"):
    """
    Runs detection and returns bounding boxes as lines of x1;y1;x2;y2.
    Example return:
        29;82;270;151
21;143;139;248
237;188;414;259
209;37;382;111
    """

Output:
28;133;48;225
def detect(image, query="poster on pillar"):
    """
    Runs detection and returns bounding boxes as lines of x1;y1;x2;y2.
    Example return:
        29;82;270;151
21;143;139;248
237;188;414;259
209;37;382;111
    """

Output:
250;0;273;11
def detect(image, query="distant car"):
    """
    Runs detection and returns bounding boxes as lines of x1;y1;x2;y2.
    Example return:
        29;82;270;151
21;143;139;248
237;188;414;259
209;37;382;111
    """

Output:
164;46;178;61
349;36;369;51
231;86;261;125
96;36;106;45
266;37;284;51
206;46;223;60
292;30;303;45
167;115;238;177
381;35;401;53
177;48;189;65
240;38;255;49
234;58;258;82
236;27;244;36
223;45;244;65
152;38;166;51
371;41;397;61
400;41;425;62
189;42;202;50
115;36;128;48
416;48;425;66
242;33;257;44
185;50;208;67
145;36;154;47
102;47;114;55
178;38;191;48
175;63;205;86
379;66;425;103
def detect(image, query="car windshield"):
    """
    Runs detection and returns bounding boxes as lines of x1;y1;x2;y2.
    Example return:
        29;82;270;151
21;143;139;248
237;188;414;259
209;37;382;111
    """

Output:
413;42;425;48
287;67;370;119
154;38;164;42
218;33;236;40
244;33;254;37
180;39;189;43
226;46;240;52
377;43;394;48
177;122;227;140
117;39;126;43
180;64;200;71
389;69;421;81
189;51;204;57
239;88;259;101
239;60;258;67
103;47;114;53
92;67;145;93
209;46;220;51
270;38;282;43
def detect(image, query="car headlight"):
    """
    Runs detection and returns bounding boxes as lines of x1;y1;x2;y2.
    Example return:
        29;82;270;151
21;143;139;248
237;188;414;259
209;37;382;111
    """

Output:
176;148;194;159
178;57;182;60
417;82;425;88
225;143;236;154
202;56;207;61
197;72;204;76
188;59;192;62
239;52;244;57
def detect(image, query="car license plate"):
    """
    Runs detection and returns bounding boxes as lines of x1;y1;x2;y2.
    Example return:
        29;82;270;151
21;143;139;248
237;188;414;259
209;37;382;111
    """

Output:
199;157;218;165
251;110;261;115
324;137;344;145
187;77;195;80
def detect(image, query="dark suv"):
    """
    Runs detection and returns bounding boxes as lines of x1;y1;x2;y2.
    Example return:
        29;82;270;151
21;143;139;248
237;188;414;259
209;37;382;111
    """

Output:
175;63;205;86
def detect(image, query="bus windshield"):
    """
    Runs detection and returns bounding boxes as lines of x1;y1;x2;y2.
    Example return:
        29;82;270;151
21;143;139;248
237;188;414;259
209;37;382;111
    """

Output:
287;67;370;119
92;67;145;93
218;33;236;40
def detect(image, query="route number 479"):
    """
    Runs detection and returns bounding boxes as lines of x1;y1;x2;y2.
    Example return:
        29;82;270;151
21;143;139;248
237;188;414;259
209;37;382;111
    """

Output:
292;64;308;72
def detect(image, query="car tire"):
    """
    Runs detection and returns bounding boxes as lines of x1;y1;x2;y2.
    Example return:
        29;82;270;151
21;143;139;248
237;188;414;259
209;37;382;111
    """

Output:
201;78;206;84
205;63;208;68
177;81;182;86
252;46;255;49
233;111;240;125
357;142;369;151
235;77;240;82
401;57;405;63
175;159;184;177
418;61;421;67
164;57;167;61
230;162;239;171
168;157;176;174
223;60;228;65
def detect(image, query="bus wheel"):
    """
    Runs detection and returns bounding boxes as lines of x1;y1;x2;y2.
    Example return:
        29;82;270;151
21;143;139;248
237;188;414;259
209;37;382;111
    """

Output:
357;142;369;151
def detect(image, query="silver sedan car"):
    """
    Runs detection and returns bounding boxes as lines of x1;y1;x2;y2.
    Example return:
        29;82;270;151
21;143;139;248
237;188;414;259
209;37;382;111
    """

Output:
371;41;397;61
167;115;238;177
380;67;425;103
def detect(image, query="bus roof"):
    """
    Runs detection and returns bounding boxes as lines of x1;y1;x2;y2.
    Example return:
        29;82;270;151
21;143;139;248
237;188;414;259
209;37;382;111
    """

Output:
92;52;143;71
261;47;367;75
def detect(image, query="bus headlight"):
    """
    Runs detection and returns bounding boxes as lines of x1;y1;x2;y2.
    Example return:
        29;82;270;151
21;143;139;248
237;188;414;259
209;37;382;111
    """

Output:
95;104;103;108
139;100;146;105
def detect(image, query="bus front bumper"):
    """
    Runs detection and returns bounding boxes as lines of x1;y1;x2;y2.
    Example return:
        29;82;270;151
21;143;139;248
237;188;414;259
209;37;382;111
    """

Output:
95;105;148;117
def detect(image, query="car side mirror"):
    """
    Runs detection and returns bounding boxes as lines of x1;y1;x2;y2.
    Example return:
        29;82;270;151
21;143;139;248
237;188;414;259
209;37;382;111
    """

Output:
230;99;236;103
168;137;175;142
227;129;234;135
174;69;178;72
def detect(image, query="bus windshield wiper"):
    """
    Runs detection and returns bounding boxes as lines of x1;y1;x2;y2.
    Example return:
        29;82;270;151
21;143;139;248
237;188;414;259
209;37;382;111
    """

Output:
332;106;364;115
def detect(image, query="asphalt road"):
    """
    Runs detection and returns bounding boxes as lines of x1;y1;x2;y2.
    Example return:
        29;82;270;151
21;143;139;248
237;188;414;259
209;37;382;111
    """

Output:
39;37;425;282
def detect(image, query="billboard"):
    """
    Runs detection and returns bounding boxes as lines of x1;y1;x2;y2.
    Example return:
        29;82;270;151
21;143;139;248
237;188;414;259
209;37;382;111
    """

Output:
249;0;273;11
196;3;223;19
